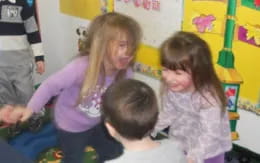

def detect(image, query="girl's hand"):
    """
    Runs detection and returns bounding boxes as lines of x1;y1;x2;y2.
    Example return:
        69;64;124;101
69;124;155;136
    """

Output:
0;105;14;125
18;107;34;122
1;106;33;123
187;158;195;163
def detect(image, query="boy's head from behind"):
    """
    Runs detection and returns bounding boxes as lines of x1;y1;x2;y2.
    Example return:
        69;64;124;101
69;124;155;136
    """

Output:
102;79;158;140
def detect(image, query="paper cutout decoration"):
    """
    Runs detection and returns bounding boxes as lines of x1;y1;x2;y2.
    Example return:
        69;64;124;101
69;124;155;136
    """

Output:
134;0;143;7
225;85;239;111
143;0;151;10
183;12;224;34
238;24;260;47
255;0;260;7
118;0;161;11
152;0;160;10
192;14;216;33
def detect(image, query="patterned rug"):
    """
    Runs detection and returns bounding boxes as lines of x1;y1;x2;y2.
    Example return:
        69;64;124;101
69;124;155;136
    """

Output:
38;146;97;163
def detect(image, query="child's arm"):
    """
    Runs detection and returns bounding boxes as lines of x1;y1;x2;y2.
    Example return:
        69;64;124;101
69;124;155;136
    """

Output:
153;94;176;135
22;1;45;74
187;105;231;163
27;57;86;114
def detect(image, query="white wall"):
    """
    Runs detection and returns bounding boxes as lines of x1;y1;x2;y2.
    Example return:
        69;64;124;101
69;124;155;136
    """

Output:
37;0;260;154
235;109;260;153
34;0;89;83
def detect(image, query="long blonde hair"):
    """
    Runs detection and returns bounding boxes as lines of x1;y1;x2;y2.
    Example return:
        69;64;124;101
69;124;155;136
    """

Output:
78;12;142;103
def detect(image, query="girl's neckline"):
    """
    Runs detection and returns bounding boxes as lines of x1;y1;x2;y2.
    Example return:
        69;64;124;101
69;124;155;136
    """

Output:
169;90;195;95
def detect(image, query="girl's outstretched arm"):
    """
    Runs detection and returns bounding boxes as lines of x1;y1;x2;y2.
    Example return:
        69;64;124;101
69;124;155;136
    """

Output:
153;93;176;134
27;56;87;113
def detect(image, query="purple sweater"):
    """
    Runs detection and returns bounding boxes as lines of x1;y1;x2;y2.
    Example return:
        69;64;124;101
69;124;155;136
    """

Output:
28;56;132;132
154;91;232;163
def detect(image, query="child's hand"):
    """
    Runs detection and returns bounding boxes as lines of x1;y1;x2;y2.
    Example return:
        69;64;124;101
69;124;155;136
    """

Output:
0;105;14;125
187;158;195;163
15;107;33;122
8;106;32;123
0;106;33;124
36;61;45;74
20;108;33;122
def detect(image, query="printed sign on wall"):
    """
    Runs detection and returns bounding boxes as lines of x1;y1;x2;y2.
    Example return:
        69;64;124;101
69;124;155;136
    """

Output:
114;0;183;48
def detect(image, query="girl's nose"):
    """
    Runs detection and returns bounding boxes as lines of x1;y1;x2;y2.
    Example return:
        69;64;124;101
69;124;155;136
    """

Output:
125;49;132;57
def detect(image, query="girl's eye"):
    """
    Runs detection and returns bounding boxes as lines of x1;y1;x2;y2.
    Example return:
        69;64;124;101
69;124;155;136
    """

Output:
175;70;184;75
161;67;168;72
118;41;128;47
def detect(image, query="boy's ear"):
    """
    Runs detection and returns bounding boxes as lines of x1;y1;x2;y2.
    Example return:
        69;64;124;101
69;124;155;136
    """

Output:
105;121;117;137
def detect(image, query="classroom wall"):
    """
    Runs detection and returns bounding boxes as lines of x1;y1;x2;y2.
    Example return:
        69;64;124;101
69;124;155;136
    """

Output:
34;0;89;83
182;0;260;110
36;0;260;154
182;0;260;153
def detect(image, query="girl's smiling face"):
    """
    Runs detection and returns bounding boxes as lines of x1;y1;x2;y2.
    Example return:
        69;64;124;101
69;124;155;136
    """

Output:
161;67;195;93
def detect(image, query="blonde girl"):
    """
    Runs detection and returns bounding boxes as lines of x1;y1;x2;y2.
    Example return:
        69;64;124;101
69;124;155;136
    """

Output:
7;12;142;163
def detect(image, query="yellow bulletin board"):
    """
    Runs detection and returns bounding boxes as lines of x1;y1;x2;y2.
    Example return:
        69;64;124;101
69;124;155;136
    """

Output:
182;0;260;114
134;44;161;79
59;0;102;20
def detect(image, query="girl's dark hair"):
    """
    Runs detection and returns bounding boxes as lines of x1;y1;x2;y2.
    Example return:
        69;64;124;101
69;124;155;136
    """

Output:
160;31;226;112
102;79;158;140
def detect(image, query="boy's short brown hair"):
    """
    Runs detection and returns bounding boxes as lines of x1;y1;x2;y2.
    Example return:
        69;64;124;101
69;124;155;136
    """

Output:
102;79;158;140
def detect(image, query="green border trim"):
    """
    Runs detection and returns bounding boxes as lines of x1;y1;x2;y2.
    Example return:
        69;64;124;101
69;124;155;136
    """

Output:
241;0;260;11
